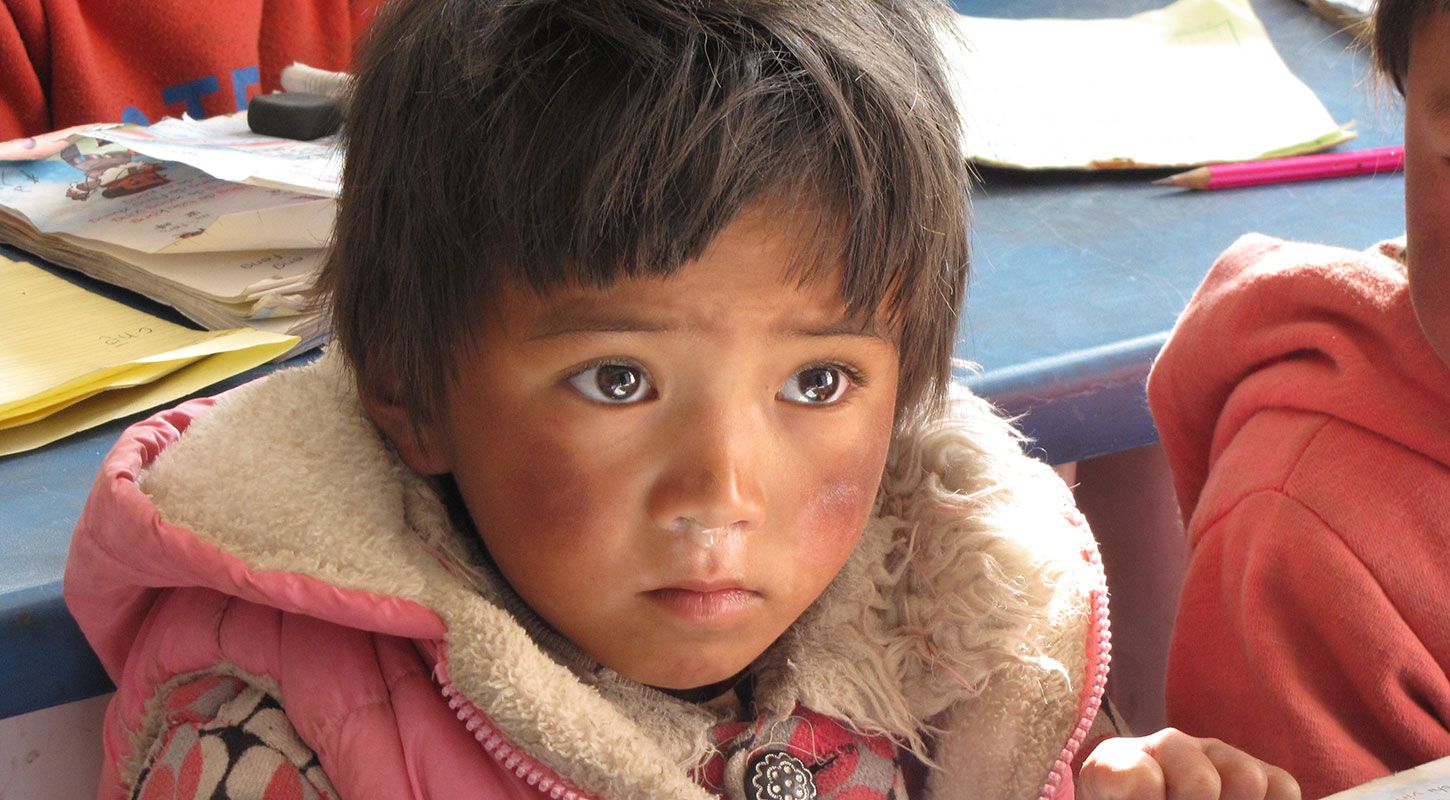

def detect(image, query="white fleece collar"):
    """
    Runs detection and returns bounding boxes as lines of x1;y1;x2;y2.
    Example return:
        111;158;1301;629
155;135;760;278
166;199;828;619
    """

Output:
140;351;1105;800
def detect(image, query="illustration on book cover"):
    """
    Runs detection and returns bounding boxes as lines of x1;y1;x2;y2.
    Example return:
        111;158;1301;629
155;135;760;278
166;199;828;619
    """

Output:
57;140;170;202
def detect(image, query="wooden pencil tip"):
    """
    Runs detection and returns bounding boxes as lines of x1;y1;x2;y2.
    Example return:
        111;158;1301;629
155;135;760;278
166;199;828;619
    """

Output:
1151;176;1175;186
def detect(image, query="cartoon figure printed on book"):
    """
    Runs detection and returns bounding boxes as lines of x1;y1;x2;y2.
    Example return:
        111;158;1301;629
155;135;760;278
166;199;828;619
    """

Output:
66;1;1302;799
58;141;168;201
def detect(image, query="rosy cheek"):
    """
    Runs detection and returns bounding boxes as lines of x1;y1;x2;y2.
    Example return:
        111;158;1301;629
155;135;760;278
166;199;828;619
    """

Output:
797;457;887;556
798;409;893;535
503;432;605;544
453;404;609;558
802;483;867;544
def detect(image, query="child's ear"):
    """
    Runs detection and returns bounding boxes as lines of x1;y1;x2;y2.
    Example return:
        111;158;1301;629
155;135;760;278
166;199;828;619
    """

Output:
357;374;452;475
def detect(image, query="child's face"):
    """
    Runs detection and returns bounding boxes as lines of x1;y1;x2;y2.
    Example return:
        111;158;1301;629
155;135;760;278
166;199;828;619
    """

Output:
1404;8;1450;367
398;205;901;690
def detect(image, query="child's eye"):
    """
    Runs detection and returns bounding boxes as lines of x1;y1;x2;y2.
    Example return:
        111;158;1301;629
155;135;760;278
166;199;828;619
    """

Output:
567;361;656;405
778;364;855;406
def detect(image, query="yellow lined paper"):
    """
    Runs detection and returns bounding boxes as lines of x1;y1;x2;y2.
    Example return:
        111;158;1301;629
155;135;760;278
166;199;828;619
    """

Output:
0;255;297;455
944;0;1355;169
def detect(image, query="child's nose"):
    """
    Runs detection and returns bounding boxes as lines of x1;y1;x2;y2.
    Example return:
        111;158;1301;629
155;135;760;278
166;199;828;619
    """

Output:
645;404;767;534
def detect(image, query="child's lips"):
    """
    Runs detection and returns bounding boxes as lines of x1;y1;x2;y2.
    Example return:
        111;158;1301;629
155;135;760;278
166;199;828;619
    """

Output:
644;585;762;623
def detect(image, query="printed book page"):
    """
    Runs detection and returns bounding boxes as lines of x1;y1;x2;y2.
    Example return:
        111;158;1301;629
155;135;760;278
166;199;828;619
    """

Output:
0;136;332;253
943;0;1355;169
1321;756;1450;800
93;113;343;198
0;214;325;336
27;232;319;312
0;255;297;455
0;209;324;334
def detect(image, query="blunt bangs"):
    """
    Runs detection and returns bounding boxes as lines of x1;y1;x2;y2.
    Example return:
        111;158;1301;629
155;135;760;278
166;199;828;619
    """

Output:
319;0;970;423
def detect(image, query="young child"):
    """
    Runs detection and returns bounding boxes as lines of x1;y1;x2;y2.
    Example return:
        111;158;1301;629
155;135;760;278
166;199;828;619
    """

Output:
66;1;1297;798
1149;2;1450;796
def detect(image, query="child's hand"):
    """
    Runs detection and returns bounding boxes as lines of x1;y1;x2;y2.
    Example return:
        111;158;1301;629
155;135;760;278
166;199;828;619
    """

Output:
1079;728;1300;800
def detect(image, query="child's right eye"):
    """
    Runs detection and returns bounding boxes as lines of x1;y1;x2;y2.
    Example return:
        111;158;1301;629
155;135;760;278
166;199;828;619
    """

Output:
567;361;656;405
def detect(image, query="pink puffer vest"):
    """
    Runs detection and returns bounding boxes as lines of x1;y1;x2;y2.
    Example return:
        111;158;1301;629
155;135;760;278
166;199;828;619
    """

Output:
66;354;1110;800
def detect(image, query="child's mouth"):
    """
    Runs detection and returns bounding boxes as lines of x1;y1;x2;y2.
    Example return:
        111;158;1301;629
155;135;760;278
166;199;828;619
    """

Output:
644;587;762;623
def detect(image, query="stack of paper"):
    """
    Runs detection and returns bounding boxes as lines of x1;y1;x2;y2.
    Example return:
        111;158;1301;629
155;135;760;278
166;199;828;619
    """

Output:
0;114;339;353
942;0;1355;169
0;255;297;456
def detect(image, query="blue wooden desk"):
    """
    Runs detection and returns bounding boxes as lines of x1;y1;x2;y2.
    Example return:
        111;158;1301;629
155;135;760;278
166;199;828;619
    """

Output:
0;0;1405;720
959;0;1405;463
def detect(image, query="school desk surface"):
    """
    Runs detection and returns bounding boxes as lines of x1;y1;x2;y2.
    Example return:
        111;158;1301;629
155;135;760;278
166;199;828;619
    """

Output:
0;0;1406;719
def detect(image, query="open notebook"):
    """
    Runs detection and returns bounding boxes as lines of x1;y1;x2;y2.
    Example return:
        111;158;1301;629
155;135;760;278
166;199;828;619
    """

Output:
0;120;332;350
942;0;1355;169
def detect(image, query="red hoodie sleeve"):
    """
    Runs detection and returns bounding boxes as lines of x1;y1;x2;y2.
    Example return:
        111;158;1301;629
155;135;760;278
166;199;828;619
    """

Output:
1164;411;1450;800
0;1;51;139
1151;235;1450;799
0;0;382;141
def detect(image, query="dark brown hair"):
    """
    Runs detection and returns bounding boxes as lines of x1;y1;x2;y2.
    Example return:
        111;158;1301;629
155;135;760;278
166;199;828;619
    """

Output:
318;0;970;424
1373;0;1450;93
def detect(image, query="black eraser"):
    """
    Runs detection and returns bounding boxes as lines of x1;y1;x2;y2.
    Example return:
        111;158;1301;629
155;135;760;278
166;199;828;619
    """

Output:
247;92;342;141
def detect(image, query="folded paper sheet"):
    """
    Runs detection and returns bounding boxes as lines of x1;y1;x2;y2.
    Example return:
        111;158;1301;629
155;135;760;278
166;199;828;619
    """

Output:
0;255;297;456
943;0;1355;169
93;113;342;197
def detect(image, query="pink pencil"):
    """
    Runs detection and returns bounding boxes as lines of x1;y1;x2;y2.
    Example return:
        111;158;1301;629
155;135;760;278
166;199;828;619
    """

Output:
1155;145;1404;190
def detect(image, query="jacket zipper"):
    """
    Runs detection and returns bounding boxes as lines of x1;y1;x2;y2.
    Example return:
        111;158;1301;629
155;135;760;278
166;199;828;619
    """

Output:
1037;545;1114;800
434;660;594;800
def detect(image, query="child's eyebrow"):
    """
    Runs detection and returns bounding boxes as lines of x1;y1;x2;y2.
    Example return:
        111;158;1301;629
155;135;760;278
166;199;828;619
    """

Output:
792;318;890;341
524;307;887;342
524;307;672;340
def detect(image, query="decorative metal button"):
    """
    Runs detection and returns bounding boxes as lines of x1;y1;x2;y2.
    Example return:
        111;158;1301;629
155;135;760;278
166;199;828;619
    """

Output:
747;751;817;800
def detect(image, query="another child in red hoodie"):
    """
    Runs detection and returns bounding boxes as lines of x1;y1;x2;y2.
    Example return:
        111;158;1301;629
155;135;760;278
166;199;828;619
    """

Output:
1149;2;1450;797
0;0;380;140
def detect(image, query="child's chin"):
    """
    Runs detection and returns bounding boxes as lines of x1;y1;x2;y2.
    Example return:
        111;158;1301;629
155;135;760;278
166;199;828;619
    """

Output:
611;646;759;695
